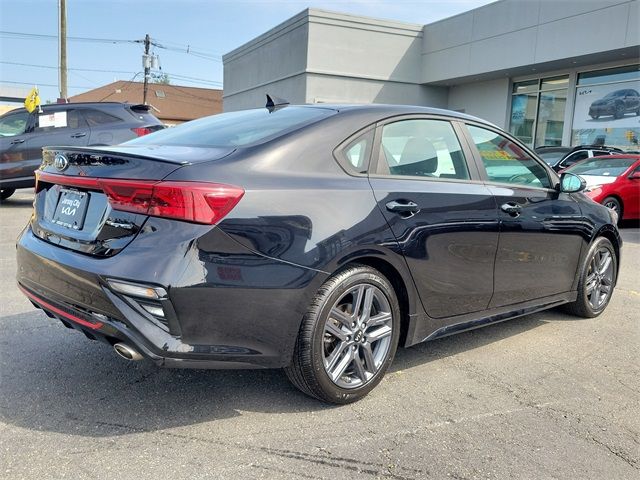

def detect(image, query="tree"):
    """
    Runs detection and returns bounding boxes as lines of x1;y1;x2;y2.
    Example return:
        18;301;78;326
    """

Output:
151;73;171;85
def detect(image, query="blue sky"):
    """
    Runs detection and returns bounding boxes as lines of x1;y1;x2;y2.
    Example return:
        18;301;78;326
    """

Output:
0;0;495;103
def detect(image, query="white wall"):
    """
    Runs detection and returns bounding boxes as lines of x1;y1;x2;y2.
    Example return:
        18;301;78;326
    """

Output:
306;73;448;107
421;0;639;83
222;10;309;111
447;78;511;128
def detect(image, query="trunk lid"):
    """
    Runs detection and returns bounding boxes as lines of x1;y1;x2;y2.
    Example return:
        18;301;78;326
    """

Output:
32;145;235;257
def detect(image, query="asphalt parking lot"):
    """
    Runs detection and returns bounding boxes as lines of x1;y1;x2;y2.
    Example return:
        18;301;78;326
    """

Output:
1;190;638;480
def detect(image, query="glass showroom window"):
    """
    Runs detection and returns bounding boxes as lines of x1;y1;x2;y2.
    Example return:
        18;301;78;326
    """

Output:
572;65;640;150
510;75;568;148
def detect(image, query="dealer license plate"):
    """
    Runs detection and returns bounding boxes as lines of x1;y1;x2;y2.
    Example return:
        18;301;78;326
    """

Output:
52;189;89;230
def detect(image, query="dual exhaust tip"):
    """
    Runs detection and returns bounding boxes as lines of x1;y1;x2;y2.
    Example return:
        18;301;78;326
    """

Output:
113;342;143;361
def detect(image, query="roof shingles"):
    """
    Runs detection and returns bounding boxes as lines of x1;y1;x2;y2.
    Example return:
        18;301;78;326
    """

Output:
70;81;222;124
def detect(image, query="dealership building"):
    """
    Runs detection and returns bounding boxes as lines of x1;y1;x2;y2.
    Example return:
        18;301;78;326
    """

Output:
223;0;639;150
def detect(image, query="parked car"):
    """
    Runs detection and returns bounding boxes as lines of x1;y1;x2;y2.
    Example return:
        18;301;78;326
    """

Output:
0;102;164;200
16;103;621;404
535;145;623;172
534;146;572;167
566;154;640;221
589;89;640;119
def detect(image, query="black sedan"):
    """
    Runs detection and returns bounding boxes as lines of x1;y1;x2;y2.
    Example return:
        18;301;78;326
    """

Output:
16;102;621;403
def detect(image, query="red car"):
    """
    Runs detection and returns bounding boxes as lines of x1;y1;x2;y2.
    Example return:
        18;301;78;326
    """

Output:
565;154;640;221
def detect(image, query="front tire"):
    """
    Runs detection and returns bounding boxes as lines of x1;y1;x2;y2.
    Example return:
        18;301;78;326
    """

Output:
285;265;400;404
563;237;617;318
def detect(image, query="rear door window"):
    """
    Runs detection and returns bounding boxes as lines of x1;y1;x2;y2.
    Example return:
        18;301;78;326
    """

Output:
377;119;469;180
81;109;123;126
35;109;86;132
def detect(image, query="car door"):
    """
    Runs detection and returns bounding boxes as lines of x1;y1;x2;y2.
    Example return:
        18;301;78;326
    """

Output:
620;162;640;219
368;116;499;319
23;108;91;166
463;123;585;308
0;110;33;182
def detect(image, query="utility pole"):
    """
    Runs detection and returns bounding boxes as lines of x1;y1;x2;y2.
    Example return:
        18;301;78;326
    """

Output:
142;34;150;105
58;0;67;101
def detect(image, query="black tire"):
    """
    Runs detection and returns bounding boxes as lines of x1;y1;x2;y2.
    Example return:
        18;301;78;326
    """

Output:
602;196;622;224
285;264;401;404
0;188;16;201
590;115;599;120
563;237;617;318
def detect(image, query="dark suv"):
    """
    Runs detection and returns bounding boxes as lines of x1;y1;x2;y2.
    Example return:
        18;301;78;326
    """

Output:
0;102;164;200
589;89;640;119
535;145;623;172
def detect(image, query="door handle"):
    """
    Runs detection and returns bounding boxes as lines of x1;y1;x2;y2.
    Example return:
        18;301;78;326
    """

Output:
10;138;25;144
386;200;420;214
70;132;87;138
501;202;522;217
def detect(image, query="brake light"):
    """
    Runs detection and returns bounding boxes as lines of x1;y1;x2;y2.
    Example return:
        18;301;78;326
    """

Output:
131;127;153;137
36;172;244;224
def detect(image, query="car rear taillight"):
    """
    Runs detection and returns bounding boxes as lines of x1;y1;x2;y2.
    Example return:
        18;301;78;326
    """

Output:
37;172;244;224
131;127;154;137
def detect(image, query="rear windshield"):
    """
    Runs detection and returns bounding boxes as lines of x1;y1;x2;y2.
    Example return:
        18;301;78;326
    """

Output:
126;106;336;148
567;157;636;176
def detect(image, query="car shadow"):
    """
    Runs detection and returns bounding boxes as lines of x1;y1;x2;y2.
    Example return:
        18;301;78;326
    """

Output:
0;308;575;437
0;193;34;208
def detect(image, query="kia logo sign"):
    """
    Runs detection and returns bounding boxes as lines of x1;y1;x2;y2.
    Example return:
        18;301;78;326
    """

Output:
54;153;69;172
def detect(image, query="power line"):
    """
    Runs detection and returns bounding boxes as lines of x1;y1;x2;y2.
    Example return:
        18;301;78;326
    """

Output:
0;30;136;44
0;31;223;61
0;61;222;87
1;80;91;89
1;60;134;75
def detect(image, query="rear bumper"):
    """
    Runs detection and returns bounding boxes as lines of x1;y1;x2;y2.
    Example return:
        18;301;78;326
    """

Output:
16;223;325;369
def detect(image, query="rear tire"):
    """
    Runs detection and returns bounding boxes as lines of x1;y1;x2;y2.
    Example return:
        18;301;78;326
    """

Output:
285;265;400;404
0;188;15;201
563;237;617;318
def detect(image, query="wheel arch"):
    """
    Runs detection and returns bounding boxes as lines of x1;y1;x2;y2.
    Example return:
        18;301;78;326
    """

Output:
594;224;622;283
332;254;417;349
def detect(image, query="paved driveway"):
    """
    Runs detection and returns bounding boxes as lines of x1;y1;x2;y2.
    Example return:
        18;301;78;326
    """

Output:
1;190;638;479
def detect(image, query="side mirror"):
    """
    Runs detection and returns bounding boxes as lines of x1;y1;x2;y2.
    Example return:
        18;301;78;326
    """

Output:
559;172;587;193
629;171;640;180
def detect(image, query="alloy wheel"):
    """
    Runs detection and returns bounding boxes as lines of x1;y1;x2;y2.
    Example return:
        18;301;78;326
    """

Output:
322;284;393;389
585;247;614;310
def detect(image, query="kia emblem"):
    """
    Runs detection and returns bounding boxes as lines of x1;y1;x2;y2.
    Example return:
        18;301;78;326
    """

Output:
54;153;69;172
